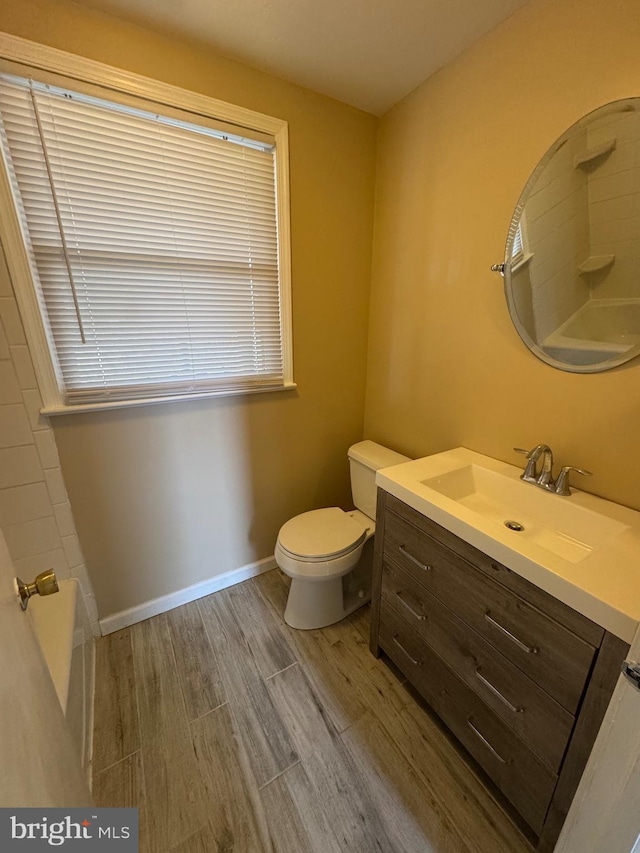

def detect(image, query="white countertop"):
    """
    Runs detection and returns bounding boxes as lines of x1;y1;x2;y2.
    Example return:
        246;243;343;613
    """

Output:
376;448;640;643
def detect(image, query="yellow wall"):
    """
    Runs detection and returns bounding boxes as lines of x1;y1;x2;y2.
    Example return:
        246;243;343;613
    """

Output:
366;0;640;511
0;0;377;618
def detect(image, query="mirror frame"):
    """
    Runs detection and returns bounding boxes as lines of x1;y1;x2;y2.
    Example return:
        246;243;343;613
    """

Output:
503;98;640;373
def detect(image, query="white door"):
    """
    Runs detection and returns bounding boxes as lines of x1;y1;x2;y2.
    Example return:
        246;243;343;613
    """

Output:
0;527;92;806
555;625;640;853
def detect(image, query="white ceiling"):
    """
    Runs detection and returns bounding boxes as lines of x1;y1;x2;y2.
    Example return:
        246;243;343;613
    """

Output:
72;0;530;115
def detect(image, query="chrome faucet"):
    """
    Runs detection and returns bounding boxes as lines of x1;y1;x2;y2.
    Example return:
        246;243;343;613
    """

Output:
513;445;592;495
514;444;554;487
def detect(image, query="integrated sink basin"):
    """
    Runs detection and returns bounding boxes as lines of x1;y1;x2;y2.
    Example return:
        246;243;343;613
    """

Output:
420;462;627;564
376;447;640;642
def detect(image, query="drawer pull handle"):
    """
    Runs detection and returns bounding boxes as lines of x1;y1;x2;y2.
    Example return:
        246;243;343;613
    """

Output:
396;592;426;621
475;669;523;714
392;635;422;666
467;718;508;765
399;545;432;572
484;611;538;655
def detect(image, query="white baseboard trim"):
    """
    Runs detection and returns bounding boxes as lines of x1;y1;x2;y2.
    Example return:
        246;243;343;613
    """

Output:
98;555;278;635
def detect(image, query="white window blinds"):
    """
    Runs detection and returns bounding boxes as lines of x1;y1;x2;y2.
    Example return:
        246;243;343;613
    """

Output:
512;223;524;262
0;73;286;405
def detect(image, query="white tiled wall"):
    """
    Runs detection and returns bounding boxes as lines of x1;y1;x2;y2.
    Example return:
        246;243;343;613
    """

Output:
526;131;591;343
0;245;99;636
586;110;640;299
524;108;640;345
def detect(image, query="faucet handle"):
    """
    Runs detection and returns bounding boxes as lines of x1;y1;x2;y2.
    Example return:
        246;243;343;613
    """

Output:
513;447;539;481
554;466;592;496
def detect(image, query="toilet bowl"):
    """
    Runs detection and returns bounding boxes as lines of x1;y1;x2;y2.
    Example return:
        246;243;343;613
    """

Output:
275;441;410;629
275;507;374;630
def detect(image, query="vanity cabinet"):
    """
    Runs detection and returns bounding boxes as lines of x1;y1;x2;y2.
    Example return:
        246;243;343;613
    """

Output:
370;490;629;850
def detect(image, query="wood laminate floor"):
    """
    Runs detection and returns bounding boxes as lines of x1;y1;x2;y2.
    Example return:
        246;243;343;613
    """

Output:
92;569;534;852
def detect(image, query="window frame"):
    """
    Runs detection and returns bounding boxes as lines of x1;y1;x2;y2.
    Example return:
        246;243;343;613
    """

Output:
0;33;294;414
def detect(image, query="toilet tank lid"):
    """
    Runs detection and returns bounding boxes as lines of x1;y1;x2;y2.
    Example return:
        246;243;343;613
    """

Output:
348;440;410;470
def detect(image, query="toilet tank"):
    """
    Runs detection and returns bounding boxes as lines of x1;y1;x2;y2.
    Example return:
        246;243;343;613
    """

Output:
348;440;410;520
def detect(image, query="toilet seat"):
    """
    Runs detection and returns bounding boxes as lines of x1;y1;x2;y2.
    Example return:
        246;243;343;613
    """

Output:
277;507;368;562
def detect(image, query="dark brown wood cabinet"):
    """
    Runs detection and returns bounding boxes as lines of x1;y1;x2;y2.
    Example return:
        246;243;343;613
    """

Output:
370;489;629;850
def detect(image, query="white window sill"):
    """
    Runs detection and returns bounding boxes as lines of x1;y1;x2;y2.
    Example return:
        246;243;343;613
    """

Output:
511;252;534;273
41;381;298;416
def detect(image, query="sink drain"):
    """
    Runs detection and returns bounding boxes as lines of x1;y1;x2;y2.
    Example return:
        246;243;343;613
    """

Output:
504;520;525;532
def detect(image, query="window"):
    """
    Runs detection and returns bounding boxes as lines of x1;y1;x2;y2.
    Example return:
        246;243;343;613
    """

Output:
512;222;525;263
510;212;532;271
0;40;292;413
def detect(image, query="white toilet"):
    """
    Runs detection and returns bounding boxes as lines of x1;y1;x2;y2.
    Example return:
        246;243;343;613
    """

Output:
275;440;410;629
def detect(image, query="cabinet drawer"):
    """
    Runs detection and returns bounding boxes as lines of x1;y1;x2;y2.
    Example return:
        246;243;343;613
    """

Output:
382;559;575;772
379;600;557;835
383;509;596;713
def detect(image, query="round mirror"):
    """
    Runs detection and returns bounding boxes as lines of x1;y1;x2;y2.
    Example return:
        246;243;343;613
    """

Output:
503;98;640;372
